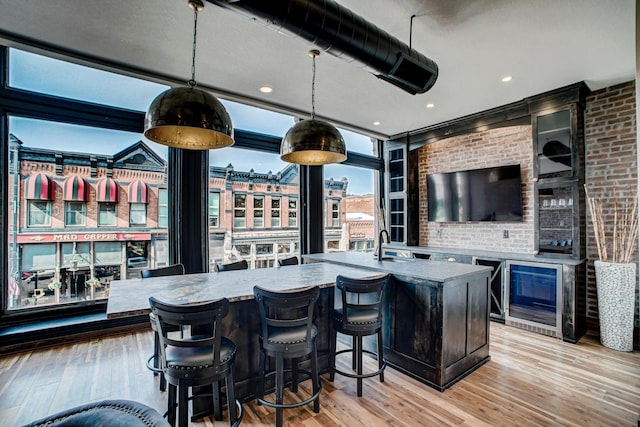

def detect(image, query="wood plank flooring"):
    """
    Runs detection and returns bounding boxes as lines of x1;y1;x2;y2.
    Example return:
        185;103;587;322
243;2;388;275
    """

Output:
0;322;638;426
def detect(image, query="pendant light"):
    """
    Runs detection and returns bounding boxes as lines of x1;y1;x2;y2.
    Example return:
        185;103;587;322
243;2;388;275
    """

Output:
144;0;234;150
280;50;346;165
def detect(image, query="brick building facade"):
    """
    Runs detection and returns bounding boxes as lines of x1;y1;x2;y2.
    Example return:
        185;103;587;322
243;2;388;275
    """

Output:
8;136;375;310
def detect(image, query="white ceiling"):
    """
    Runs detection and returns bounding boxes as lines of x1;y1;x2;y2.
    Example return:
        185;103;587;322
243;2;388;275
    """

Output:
0;0;635;140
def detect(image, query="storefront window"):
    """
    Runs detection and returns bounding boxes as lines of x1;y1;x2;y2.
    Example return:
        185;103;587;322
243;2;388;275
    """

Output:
95;242;122;265
235;245;251;257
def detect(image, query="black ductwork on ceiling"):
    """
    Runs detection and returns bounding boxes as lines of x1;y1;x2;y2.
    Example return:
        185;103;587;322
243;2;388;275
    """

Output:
207;0;438;95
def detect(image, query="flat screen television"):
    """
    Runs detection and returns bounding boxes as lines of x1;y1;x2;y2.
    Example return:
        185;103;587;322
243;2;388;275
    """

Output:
427;164;523;222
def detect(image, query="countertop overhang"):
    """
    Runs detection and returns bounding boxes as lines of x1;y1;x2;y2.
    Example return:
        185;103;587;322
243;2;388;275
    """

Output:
303;252;492;283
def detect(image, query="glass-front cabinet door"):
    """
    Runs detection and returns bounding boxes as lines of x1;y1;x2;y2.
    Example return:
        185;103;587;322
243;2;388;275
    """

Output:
535;180;579;258
534;106;577;179
385;144;407;244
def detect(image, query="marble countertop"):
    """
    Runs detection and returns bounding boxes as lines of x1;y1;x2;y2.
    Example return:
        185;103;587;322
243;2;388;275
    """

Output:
303;252;491;283
106;263;375;318
384;244;586;266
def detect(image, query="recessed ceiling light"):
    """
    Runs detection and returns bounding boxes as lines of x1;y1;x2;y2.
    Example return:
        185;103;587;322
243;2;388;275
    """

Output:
501;76;512;83
259;85;273;93
426;103;435;108
373;121;381;126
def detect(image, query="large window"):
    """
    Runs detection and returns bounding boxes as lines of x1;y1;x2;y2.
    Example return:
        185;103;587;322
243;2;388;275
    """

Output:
234;194;246;228
325;162;377;253
2;46;383;320
27;201;51;227
254;196;264;228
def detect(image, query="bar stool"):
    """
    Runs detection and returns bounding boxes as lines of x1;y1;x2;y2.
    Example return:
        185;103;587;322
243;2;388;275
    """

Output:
330;273;390;397
215;260;248;272
149;297;242;427
253;285;321;427
142;264;186;392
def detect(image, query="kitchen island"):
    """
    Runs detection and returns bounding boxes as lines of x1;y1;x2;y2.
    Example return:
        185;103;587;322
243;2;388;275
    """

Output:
106;262;375;402
304;252;492;391
107;254;492;397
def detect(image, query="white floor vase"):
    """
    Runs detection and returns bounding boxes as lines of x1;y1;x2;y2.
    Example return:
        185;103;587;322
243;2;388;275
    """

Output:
594;260;636;352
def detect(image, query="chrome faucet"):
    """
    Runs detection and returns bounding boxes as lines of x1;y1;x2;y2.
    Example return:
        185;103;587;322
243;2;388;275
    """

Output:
377;229;390;262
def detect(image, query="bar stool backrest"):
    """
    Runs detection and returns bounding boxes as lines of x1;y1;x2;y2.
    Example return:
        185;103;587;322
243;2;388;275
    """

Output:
253;285;320;357
215;260;249;272
141;263;185;278
149;297;230;372
335;273;390;334
277;256;299;267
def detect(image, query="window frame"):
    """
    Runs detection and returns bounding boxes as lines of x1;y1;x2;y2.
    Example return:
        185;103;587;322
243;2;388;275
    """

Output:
234;193;246;229
64;201;86;227
331;199;340;228
158;188;168;228
288;198;298;228
129;202;147;226
98;202;117;226
0;44;384;324
208;191;220;228
271;197;281;228
253;195;264;228
27;200;51;227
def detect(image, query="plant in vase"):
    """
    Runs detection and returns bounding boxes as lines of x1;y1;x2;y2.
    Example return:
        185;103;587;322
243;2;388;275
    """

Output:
86;277;101;299
585;186;638;351
48;280;62;303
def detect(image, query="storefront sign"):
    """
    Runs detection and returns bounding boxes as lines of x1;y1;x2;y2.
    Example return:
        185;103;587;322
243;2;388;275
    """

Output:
17;233;152;243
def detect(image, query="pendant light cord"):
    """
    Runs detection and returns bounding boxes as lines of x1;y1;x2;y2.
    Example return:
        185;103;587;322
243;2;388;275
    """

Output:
311;52;316;120
189;5;199;87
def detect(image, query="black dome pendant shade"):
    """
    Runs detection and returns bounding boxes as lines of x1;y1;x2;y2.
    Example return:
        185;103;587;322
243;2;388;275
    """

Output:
144;0;234;150
280;119;346;165
145;86;233;150
280;50;346;165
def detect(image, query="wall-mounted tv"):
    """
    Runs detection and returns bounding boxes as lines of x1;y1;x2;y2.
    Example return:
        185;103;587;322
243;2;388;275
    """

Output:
427;164;523;222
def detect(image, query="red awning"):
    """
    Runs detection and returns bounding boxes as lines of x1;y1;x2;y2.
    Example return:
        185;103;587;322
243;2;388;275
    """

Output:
25;173;54;200
63;175;89;201
96;177;119;202
128;179;148;203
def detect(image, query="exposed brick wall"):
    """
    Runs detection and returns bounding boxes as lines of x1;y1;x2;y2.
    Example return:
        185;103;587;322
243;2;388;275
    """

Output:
584;80;638;336
417;125;534;252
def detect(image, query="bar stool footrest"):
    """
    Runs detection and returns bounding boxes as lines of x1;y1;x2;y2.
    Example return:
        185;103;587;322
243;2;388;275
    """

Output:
257;369;322;409
333;348;386;379
163;393;243;427
145;354;163;374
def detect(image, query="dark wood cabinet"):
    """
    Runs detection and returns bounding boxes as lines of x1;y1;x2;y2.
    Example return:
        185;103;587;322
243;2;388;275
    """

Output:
533;104;586;260
382;273;491;391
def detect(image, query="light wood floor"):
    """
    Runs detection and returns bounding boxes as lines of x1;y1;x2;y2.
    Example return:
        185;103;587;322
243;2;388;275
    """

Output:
1;323;638;426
